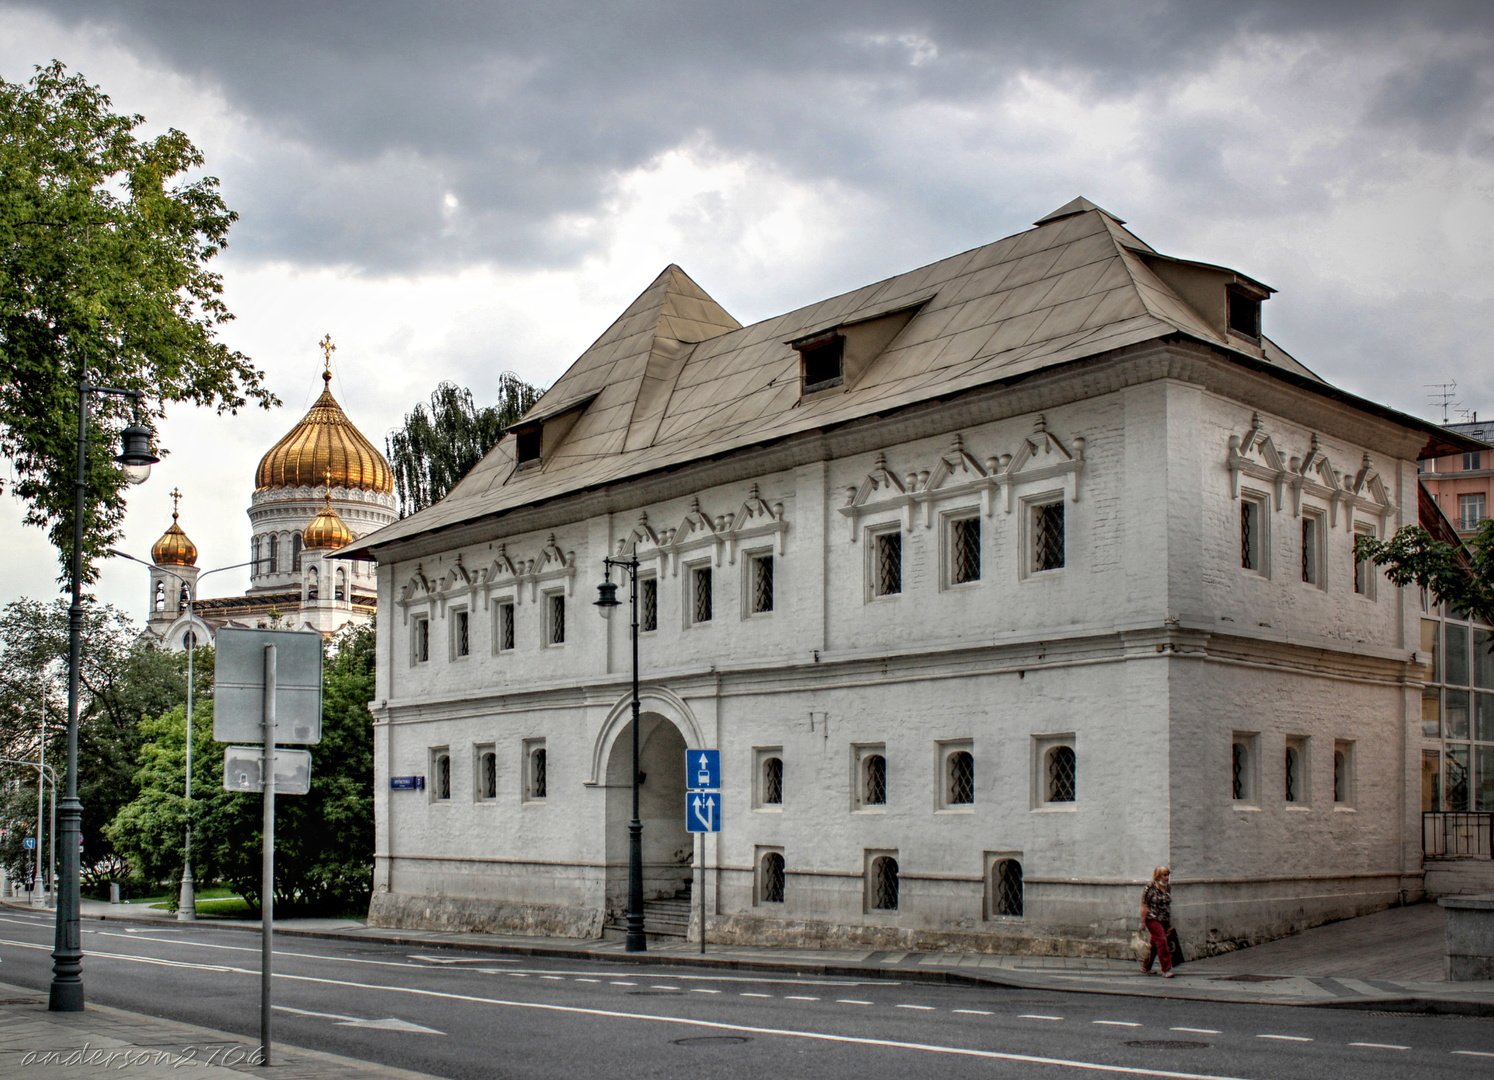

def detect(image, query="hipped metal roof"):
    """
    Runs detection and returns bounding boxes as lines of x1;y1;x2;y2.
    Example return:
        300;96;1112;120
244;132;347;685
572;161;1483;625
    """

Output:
342;198;1475;559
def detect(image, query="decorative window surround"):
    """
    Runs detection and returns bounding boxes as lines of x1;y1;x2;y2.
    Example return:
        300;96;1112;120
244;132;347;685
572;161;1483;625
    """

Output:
476;536;578;611
612;512;668;580
724;483;788;564
663;497;726;575
1229;416;1395;532
838;417;1084;540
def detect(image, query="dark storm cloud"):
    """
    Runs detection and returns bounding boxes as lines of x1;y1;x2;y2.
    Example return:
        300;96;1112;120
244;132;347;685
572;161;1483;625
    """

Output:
6;0;1493;274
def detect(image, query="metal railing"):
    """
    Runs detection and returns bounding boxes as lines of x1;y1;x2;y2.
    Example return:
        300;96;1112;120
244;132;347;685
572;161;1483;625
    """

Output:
1423;811;1494;858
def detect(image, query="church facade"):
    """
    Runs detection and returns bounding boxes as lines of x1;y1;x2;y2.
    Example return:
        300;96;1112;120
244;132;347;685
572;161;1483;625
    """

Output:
343;200;1474;955
141;342;395;649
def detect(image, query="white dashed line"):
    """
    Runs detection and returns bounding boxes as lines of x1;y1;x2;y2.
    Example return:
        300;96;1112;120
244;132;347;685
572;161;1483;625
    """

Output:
836;999;873;1005
1348;1043;1409;1051
786;995;819;1001
508;973;529;978
609;981;636;987
1093;1021;1141;1028
1452;1050;1494;1058
740;992;770;998
540;975;563;981
575;978;600;983
1171;1027;1221;1035
895;1004;935;1011
953;1009;992;1016
650;985;681;991
1020;1014;1064;1021
690;989;722;995
1257;1034;1313;1043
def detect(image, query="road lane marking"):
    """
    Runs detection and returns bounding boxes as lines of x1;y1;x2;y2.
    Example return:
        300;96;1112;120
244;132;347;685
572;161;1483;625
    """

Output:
539;976;562;981
837;1000;873;1005
895;1005;934;1011
953;1009;992;1015
786;995;819;1001
690;989;721;995
650;985;681;991
740;992;770;998
0;946;1262;1080
272;1004;444;1035
1171;1028;1220;1035
1348;1043;1408;1051
609;981;636;986
575;978;600;983
261;970;1263;1080
1020;1014;1064;1021
1095;1021;1142;1028
1256;1035;1312;1043
1452;1050;1494;1058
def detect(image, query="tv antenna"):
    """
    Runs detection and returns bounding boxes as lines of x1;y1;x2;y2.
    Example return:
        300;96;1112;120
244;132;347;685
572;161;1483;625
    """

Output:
1427;381;1460;424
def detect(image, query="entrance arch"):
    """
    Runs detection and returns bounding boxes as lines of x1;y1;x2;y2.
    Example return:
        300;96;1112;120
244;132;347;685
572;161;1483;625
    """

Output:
603;713;692;912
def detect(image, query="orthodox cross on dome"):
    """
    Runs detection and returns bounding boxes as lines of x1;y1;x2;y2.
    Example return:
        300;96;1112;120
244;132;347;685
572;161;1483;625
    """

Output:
169;487;183;520
319;333;336;385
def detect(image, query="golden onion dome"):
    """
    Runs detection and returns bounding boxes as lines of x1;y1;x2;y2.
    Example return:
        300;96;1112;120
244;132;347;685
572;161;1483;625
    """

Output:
151;495;198;566
255;359;393;494
303;492;354;552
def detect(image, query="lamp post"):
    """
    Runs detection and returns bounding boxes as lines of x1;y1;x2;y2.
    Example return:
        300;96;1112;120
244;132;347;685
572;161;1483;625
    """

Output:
108;552;260;921
52;383;157;1013
595;555;646;952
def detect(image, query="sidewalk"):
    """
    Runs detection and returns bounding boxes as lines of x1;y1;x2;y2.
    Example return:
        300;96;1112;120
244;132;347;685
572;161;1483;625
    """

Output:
2;896;1490;1076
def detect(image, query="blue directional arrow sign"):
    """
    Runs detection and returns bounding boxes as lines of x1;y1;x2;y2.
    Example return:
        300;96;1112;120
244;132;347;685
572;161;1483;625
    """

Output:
686;749;720;791
686;791;721;833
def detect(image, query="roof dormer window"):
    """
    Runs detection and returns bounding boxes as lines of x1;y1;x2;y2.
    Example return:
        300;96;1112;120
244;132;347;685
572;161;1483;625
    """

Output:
1227;286;1261;340
795;331;845;393
514;425;542;468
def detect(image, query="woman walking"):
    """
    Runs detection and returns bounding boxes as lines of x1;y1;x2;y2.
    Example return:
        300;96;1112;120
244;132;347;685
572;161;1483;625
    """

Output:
1140;865;1175;977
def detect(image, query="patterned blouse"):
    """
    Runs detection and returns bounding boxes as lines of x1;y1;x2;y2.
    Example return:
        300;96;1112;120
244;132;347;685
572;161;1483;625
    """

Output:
1142;881;1171;924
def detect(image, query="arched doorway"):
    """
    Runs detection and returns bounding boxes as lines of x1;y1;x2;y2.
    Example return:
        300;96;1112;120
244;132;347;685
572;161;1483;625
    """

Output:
604;714;691;913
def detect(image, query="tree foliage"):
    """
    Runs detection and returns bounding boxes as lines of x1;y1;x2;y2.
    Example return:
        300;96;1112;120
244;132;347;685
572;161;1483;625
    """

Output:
386;373;542;517
1356;519;1494;626
0;597;183;884
108;622;377;914
0;61;277;583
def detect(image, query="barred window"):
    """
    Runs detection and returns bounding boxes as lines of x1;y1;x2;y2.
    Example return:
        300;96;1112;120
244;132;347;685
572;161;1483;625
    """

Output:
863;753;887;806
691;564;713;624
761;755;783;805
874;530;902;596
947;749;975;805
527;745;547;800
432;749;451;801
453;609;470;658
1353;524;1375;597
992;858;1023;918
496;600;516;652
749;553;774;614
640;576;658;632
1333;740;1354;804
1233;742;1247;800
412;616;430;664
1032;501;1064;572
1231;733;1258;803
870;855;899;911
477;749;497;800
547;592;565;645
758;851;785;904
950;516;981;585
1284;738;1309;803
1047;746;1076;802
1241;496;1264;571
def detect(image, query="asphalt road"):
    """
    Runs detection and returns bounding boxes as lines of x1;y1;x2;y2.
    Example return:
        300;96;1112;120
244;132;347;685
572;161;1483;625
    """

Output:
1;907;1491;1080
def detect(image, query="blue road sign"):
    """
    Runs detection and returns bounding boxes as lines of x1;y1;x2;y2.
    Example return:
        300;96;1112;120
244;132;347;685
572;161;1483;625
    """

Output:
686;749;720;791
23;836;36;850
686;791;721;833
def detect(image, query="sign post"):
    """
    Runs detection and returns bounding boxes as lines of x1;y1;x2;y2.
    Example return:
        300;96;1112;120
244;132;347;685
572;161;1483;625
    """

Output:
685;750;721;954
214;628;322;1069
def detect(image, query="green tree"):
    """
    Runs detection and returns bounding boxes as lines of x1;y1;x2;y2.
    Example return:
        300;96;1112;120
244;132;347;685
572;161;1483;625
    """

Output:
111;623;377;913
1356;519;1494;626
386;373;542;517
1;61;277;582
0;597;184;885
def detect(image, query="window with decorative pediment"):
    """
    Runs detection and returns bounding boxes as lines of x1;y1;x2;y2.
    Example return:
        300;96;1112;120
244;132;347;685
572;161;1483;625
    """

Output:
640;575;658;632
451;608;470;659
747;551;774;615
1353;522;1377;598
1301;509;1325;586
870;527;902;597
1029;497;1064;574
1240;493;1267;573
688;563;713;625
494;599;515;653
946;514;981;587
412;616;430;665
545;591;565;645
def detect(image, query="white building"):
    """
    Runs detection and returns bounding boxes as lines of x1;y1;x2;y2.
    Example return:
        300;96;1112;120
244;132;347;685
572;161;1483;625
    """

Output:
343;199;1477;955
142;343;394;649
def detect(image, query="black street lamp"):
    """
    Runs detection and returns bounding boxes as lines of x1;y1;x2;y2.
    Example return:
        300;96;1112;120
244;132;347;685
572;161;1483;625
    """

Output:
595;556;646;952
51;383;157;1013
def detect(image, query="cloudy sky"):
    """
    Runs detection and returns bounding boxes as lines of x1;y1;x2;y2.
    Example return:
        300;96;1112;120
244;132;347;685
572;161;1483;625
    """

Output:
3;0;1493;616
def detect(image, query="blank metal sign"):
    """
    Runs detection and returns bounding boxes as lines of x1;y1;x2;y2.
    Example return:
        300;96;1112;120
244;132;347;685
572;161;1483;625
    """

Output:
213;628;323;744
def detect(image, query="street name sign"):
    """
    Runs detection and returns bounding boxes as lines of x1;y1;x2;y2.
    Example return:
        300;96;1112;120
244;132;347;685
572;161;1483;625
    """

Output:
390;775;426;791
213;628;324;744
222;747;313;795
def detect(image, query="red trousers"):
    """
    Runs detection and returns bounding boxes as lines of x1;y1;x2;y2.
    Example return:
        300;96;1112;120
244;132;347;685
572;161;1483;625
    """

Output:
1143;917;1173;972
